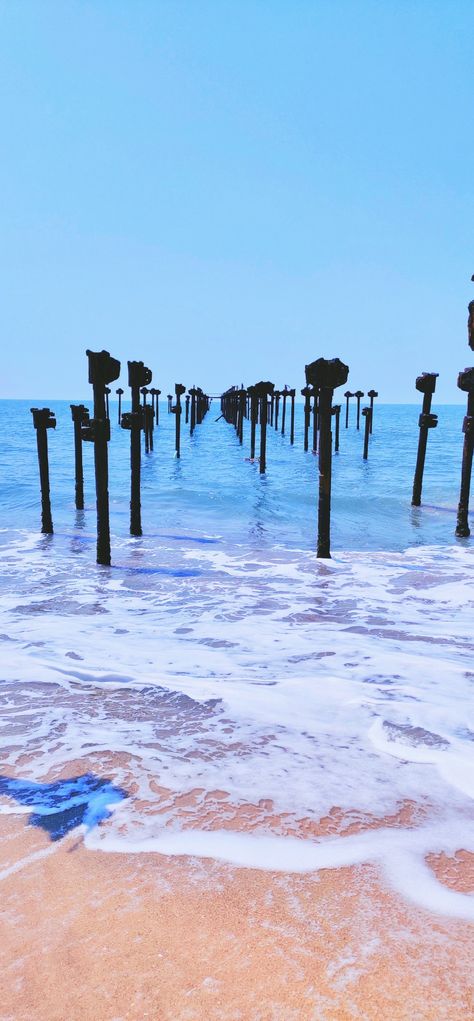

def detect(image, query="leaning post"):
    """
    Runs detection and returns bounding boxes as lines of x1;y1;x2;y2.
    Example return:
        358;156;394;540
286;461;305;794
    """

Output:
30;407;56;534
411;372;438;507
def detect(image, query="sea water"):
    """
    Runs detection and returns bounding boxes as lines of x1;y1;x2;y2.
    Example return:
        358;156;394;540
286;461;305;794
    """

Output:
0;399;473;920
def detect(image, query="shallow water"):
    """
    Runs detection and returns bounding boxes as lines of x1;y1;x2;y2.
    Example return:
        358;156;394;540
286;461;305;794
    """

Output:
0;399;473;923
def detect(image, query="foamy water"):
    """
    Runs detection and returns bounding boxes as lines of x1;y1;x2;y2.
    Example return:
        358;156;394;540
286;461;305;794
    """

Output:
0;514;473;921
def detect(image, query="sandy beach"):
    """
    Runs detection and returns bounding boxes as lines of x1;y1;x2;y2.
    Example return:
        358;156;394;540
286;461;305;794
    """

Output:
1;773;473;1021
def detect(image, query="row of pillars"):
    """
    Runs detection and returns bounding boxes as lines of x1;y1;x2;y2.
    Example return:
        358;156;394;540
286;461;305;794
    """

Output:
31;352;210;564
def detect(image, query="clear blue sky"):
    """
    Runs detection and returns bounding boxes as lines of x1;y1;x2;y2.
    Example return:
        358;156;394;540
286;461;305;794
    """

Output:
0;0;472;402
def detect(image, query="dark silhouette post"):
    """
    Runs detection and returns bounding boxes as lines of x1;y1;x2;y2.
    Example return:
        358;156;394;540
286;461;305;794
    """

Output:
141;387;150;453
254;381;274;474
312;388;319;453
31;407;56;534
411;372;438;507
247;385;257;459
237;388;246;444
362;406;372;459
70;404;89;510
85;349;121;565
185;394;190;424
155;389;161;425
289;388;296;445
175;383;186;457
123;360;152;538
116;388;124;424
455;367;474;537
301;386;312;452
105;387;111;421
355;391;364;429
332;404;341;453
281;388;288;435
189;388;197;435
344;390;353;428
305;357;349;558
274;391;281;431
367;389;378;433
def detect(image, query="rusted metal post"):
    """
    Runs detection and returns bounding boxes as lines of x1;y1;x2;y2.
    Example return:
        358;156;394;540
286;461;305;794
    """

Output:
301;386;312;452
289;389;295;445
85;349;121;564
116;388;123;424
332;404;341;453
455;367;474;537
306;358;349;558
30;407;56;534
355;391;364;430
122;360;152;537
185;394;190;424
70;404;89;510
175;383;186;457
362;406;372;459
411;373;438;507
254;381;274;474
312;388;319;453
367;389;378;433
105;387;111;421
344;390;353;428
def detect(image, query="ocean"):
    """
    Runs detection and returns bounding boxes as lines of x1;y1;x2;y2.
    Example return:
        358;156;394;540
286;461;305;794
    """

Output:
0;397;473;1017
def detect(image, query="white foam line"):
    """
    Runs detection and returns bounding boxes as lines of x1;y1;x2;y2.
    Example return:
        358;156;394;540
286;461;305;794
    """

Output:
0;842;58;882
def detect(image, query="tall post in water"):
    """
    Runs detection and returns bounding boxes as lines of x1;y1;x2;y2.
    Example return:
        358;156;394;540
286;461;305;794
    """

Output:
105;387;111;421
289;388;296;445
274;391;281;431
455;367;474;537
344;390;353;428
411;373;438;507
355;390;364;430
123;360;152;538
247;385;257;459
175;383;186;458
85;349;121;565
301;386;312;452
367;389;378;433
70;404;89;510
305;358;349;558
154;389;161;426
167;394;172;413
254;381;274;474
141;387;150;454
30;407;56;534
312;388;319;453
332;404;341;453
281;387;288;435
189;387;197;435
116;388;124;424
362;406;372;459
185;394;190;424
237;388;246;444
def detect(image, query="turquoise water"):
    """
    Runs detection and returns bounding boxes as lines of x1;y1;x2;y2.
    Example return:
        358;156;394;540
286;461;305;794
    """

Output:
0;399;469;554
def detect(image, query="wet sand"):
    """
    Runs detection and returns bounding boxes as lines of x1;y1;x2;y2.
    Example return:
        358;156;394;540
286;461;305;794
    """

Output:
1;808;473;1021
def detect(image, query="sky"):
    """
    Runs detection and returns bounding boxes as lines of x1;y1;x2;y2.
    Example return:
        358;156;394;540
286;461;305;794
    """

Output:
0;0;472;402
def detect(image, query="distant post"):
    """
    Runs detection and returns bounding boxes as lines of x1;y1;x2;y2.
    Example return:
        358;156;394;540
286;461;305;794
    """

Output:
354;390;364;430
455;367;474;537
344;390;353;428
85;349;121;565
123;360;152;538
70;404;89;510
301;386;312;452
411;372;438;507
289;388;296;445
175;383;186;457
30;407;56;534
367;389;378;433
332;404;341;453
116;388;124;424
362;406;372;459
305;357;349;558
254;381;274;474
